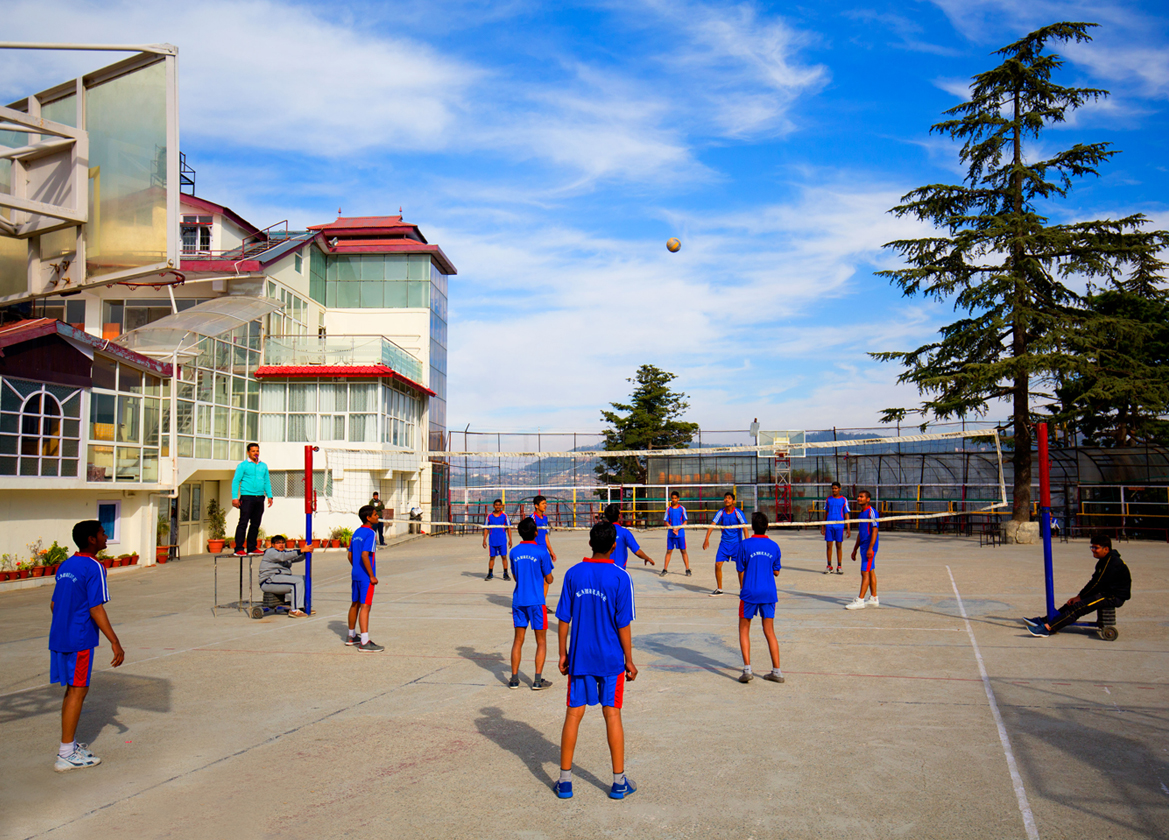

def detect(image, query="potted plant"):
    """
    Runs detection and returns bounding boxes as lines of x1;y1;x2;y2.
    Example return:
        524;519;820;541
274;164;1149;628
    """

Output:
96;550;114;569
328;526;345;548
15;560;31;579
128;552;140;565
157;511;171;563
257;528;268;549
338;526;354;547
295;535;306;550
44;541;69;573
0;555;12;581
206;498;228;554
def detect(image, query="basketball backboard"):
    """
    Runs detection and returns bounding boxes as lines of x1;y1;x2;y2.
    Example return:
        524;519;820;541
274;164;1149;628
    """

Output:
0;45;179;305
758;430;806;458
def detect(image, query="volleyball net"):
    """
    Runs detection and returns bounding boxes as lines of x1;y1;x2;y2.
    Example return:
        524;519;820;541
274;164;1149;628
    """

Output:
320;428;1007;534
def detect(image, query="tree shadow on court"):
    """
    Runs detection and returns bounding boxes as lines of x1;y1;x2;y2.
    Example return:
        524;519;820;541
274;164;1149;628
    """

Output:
455;645;512;686
638;632;740;682
474;706;609;794
1010;704;1169;838
0;671;171;744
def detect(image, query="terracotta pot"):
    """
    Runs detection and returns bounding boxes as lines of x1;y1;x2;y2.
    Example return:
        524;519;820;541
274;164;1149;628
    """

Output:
129;556;139;565
297;539;307;550
331;539;340;548
156;547;169;563
0;571;10;581
102;559;113;569
17;569;29;579
208;539;226;554
31;566;45;577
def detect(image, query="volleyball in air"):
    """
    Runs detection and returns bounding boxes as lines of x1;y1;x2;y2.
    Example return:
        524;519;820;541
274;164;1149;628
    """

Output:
666;238;681;252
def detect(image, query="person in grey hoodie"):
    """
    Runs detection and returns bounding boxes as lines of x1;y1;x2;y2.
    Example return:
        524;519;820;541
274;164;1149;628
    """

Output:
259;535;307;617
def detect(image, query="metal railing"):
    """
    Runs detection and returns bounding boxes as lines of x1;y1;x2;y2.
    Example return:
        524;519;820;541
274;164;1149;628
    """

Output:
263;335;424;384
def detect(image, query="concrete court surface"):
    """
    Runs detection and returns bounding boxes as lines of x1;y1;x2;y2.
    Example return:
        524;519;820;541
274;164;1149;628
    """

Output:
0;529;1166;840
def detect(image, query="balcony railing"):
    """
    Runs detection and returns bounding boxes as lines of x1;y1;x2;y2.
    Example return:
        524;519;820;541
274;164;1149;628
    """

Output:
263;335;424;384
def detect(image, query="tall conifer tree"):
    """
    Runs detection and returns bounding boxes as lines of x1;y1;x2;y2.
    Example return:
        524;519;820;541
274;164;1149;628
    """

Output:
597;365;698;486
874;22;1168;521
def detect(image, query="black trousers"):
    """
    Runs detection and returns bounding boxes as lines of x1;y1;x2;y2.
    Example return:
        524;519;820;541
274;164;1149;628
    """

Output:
1049;594;1124;632
235;495;266;553
373;520;385;545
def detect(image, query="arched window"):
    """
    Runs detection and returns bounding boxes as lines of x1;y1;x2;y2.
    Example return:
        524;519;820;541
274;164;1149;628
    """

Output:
0;379;82;477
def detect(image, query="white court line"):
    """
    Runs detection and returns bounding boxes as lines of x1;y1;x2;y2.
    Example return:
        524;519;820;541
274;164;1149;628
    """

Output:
947;565;1040;840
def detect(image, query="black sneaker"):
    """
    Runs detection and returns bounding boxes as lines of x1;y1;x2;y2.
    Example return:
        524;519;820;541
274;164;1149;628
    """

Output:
502;572;511;581
659;569;667;577
344;634;359;646
709;589;723;597
357;640;385;653
531;677;552;691
685;569;692;577
508;674;520;689
485;572;494;581
1022;616;1045;628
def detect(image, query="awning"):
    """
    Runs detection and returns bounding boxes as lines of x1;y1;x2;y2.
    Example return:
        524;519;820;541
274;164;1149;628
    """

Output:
114;295;283;358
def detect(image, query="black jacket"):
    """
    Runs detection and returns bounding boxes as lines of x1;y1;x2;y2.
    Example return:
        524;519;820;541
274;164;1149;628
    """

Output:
1078;549;1131;603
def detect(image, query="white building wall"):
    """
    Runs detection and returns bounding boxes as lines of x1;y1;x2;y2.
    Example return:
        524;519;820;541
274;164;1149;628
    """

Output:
0;489;163;564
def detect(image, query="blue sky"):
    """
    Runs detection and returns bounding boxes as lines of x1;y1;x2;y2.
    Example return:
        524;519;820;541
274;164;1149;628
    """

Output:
5;0;1168;434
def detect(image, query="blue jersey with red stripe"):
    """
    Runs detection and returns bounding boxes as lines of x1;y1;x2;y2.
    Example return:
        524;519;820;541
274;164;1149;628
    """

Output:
510;541;553;607
610;523;640;569
735;535;782;604
713;507;748;546
825;495;849;522
486;512;510;548
532;512;550;549
555;558;635;676
350;526;377;579
665;504;687;528
49;554;108;652
857;506;879;552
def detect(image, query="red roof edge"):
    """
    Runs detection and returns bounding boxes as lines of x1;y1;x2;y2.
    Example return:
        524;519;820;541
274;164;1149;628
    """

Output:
0;318;173;376
255;365;434;396
181;195;262;236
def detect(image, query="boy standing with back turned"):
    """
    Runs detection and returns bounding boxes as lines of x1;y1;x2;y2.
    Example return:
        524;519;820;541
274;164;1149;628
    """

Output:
735;512;784;684
555;522;638;801
508;517;554;690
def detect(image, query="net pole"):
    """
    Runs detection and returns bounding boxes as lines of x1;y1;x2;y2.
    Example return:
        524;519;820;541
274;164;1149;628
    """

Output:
1038;423;1055;619
304;444;314;615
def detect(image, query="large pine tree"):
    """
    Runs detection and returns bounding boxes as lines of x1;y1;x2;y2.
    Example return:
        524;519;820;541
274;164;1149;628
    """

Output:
596;365;698;486
875;22;1168;521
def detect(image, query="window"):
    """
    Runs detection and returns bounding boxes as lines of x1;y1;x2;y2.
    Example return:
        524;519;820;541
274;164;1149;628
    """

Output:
0;378;82;477
181;215;212;255
294;253;303;273
269;469;332;498
87;359;162;483
97;500;121;544
259;379;419;446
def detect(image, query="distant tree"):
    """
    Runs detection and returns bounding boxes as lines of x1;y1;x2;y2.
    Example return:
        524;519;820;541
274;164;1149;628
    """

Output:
873;22;1168;521
1054;290;1169;447
596;365;699;486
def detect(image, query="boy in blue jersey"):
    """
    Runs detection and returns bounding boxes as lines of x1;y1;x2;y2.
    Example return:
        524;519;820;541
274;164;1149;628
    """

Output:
702;492;749;596
508;518;555;690
531;494;557;565
821;482;851;574
735;512;784;684
660;491;692;577
554;522;638;801
482;498;512;582
846;490;879;610
347;505;385;650
603;504;655;570
50;520;125;772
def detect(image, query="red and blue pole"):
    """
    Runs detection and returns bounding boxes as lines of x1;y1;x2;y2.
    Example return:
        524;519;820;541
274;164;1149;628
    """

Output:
304;445;317;615
1038;423;1055;619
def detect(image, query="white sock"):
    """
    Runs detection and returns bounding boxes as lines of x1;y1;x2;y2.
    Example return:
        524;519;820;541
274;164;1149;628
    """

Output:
613;772;626;786
347;628;356;638
743;664;752;674
59;741;74;758
559;769;572;783
772;668;783;677
361;632;369;644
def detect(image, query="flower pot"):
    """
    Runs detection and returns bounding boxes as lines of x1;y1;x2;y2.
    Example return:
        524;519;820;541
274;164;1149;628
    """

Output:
208;539;225;554
156;547;169;563
331;539;340;548
30;566;45;577
297;539;307;550
129;555;139;565
17;569;29;579
101;559;113;569
0;571;11;581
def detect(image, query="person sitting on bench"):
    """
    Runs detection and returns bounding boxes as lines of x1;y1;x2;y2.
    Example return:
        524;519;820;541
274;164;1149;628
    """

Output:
1024;533;1130;637
259;535;307;617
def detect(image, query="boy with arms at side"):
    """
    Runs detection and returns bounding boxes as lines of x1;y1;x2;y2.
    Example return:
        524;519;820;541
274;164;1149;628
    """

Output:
346;505;384;651
660;491;692;577
555;522;638;801
50;520;125;771
508;517;555;690
531;495;557;565
482;498;512;582
702;492;749;597
821;482;851;575
846;490;879;610
735;512;784;684
603;504;655;570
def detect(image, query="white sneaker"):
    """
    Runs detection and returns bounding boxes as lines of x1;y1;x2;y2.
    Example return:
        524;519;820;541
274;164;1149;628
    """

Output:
844;597;866;610
55;748;101;772
866;596;879;607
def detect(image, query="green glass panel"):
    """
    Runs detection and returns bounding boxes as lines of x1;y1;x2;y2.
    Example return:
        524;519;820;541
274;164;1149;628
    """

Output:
361;281;384;308
336;282;360;307
85;60;168;280
408;281;429;308
335;256;359;282
385;255;408;281
309;277;325;303
384;282;408;307
360;256;384;281
407;255;430;280
325;281;336;307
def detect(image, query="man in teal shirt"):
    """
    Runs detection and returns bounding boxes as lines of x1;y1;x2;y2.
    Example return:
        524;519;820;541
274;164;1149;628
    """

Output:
232;443;273;556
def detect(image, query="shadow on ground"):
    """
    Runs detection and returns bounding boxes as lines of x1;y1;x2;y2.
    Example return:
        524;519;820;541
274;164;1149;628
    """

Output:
639;632;740;681
474;706;609;794
456;645;512;686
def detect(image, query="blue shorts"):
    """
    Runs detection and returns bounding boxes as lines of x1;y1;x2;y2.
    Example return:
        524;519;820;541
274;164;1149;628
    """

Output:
860;550;878;572
824;524;845;542
715;545;738;564
489;545;507;558
567;673;625;709
666;530;686;550
50;649;94;688
739;601;776;620
351;578;375;605
512;604;548;630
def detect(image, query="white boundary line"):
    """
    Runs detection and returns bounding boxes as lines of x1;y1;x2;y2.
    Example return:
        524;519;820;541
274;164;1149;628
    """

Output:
946;565;1040;840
